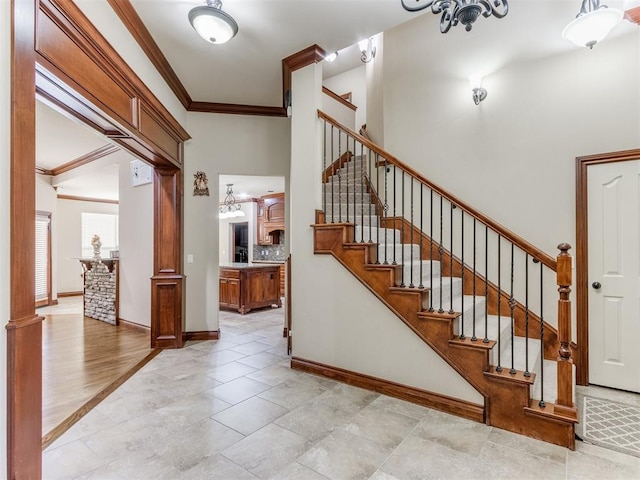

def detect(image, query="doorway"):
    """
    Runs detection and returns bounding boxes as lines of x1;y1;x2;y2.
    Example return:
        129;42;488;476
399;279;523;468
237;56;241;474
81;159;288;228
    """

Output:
576;149;640;390
233;222;249;263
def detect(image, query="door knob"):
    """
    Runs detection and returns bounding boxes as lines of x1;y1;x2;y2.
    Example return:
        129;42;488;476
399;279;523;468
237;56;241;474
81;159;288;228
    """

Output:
592;282;602;290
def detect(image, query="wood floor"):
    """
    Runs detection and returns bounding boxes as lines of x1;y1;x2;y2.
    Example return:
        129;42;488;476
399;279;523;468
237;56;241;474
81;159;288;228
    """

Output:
41;299;157;449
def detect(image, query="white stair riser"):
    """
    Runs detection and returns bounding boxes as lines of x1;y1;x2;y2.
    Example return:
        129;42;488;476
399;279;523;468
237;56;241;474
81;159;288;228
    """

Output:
355;226;401;243
378;244;422;262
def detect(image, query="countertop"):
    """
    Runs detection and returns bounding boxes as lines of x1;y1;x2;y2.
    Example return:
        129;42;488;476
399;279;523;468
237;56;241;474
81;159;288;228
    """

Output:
251;260;286;264
220;263;282;269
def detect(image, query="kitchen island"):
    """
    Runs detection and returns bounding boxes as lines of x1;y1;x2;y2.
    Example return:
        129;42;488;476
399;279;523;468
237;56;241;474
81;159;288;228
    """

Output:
219;263;282;314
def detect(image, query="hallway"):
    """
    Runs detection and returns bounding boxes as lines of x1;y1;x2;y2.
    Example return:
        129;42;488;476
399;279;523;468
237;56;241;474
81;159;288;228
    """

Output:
42;307;640;479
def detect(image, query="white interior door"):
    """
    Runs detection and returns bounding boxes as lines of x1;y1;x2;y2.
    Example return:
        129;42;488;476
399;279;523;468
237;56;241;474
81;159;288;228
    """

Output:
588;159;640;392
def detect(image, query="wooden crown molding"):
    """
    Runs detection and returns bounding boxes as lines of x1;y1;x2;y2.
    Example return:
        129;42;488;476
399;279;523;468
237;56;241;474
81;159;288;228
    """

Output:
105;0;322;117
625;6;640;24
50;144;119;176
57;194;119;205
106;0;191;110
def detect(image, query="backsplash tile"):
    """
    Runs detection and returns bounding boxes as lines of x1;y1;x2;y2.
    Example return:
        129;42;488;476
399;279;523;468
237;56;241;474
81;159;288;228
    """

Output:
253;244;287;262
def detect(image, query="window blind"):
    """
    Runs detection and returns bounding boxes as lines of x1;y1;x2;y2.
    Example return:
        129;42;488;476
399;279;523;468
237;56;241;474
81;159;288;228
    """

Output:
35;213;50;302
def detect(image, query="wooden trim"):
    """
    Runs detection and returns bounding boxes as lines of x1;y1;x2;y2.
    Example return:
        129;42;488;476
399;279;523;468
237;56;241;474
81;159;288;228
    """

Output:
106;0;191;110
322;151;353;183
575;148;640;385
625;6;640;24
117;317;150;333
42;348;162;450
36;166;53;175
318;109;557;270
57;291;83;297
322;86;356;111
57;194;119;204
51;144;119;176
291;357;484;423
282;44;327;108
9;0;44;475
184;330;221;341
189;102;286;117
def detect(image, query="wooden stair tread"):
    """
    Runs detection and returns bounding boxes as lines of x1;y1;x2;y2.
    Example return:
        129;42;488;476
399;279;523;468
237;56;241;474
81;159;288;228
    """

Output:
525;401;578;424
484;365;536;385
449;336;496;351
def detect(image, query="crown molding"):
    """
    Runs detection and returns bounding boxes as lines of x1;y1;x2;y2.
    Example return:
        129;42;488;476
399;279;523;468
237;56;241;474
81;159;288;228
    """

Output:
106;0;322;117
50;144;120;176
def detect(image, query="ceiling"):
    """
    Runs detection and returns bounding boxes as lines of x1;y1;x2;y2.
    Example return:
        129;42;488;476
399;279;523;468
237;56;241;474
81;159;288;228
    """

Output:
37;0;639;200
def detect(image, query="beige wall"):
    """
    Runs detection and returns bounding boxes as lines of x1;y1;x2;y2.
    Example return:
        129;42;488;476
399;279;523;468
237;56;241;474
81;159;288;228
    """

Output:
56;199;119;294
365;32;385;145
219;201;257;265
0;0;10;470
117;153;153;327
323;65;367;130
289;63;482;405
383;26;640;256
184;113;291;332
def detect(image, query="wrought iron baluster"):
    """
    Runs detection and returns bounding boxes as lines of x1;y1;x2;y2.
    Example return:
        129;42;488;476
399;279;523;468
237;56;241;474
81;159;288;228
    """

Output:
368;149;373;243
323;120;327;219
438;196;444;314
429;189;433;312
400;170;405;286
472;218;477;341
337;130;342;222
449;203;454;314
484;225;489;343
345;135;350;224
330;125;335;223
419;184;424;289
496;235;502;372
539;262;545;407
459;210;465;339
392;165;397;265
409;176;414;288
524;253;530;377
383;159;389;265
509;243;516;375
375;153;380;262
360;141;365;242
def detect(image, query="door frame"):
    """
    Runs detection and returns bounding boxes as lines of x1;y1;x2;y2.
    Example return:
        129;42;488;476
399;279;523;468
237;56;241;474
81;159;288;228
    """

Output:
575;148;640;386
35;211;53;308
9;0;188;476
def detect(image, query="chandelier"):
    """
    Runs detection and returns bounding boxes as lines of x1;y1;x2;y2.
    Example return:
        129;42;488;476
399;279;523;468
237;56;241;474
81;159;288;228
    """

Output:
401;0;509;33
189;0;239;44
219;184;245;219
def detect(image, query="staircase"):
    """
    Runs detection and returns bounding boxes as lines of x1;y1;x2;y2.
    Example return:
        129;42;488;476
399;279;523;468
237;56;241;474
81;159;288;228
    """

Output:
312;110;578;449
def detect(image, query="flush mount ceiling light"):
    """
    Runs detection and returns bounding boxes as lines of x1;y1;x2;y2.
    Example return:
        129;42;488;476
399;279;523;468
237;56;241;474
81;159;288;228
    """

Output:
189;0;238;45
401;0;509;33
562;0;622;49
219;184;245;219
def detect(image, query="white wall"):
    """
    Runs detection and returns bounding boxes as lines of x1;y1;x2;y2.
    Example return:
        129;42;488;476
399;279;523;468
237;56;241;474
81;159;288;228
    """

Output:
383;26;640;257
324;65;367;131
184;113;290;332
290;63;482;405
219;201;257;264
365;32;385;145
56;199;119;294
0;0;10;471
117;152;153;327
36;174;58;300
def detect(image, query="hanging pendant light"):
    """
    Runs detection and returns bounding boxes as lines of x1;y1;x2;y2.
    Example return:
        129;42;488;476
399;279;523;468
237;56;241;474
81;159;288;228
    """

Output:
189;0;238;45
562;0;622;49
219;184;245;219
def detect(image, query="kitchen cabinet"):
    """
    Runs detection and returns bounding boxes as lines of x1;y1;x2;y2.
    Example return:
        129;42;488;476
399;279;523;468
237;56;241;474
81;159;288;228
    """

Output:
257;193;285;245
219;264;281;314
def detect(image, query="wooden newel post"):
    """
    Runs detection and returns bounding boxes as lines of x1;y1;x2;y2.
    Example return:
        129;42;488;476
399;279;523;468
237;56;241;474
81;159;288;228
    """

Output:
556;243;575;415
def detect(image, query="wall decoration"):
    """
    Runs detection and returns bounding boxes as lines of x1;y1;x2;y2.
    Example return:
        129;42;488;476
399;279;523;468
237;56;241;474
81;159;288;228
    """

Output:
193;171;210;196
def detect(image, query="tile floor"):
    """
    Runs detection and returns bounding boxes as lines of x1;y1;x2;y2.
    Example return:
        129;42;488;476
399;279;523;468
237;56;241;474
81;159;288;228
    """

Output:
43;307;640;479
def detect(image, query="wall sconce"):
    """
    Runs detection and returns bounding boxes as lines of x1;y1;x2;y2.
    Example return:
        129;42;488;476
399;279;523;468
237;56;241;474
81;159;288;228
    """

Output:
324;52;338;62
358;38;376;63
469;74;487;105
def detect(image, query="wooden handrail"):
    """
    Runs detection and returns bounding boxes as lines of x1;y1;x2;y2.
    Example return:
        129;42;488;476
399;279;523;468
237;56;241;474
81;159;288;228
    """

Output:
318;109;557;271
322;86;357;111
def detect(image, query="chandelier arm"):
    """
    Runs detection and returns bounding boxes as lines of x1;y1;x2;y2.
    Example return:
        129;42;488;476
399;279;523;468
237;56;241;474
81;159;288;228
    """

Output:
489;0;509;19
401;0;436;13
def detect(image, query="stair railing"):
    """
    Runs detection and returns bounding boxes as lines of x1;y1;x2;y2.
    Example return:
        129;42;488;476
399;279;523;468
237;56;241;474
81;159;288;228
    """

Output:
318;109;575;412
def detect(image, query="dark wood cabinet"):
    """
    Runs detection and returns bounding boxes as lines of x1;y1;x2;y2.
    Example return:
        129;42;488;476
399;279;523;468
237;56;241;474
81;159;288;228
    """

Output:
257;193;285;245
219;265;281;314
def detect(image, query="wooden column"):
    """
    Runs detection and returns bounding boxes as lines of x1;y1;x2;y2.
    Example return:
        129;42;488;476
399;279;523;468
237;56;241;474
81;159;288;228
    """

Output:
151;168;185;348
555;243;575;415
8;0;43;477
